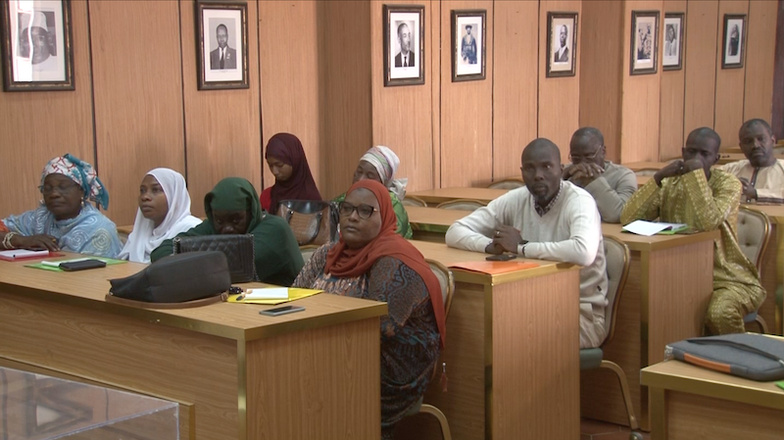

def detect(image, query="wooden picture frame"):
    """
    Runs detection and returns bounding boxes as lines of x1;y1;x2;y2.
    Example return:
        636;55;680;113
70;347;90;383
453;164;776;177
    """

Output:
546;12;578;78
722;14;746;69
630;10;659;75
383;4;424;87
196;0;248;90
662;12;685;71
0;0;74;91
451;9;486;82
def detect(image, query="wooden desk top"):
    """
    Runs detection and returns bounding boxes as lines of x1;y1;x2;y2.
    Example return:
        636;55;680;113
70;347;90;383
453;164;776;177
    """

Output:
408;187;509;205
407;206;470;232
636;175;651;187
410;239;578;285
623;161;672;172
0;254;386;342
743;203;784;224
641;359;784;411
602;223;720;252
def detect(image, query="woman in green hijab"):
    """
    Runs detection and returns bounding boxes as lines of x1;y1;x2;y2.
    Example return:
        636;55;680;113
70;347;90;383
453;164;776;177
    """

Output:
151;177;303;286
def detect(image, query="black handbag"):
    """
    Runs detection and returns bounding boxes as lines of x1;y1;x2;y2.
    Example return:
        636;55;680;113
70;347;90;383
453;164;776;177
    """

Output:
108;251;231;305
276;200;337;246
173;234;256;283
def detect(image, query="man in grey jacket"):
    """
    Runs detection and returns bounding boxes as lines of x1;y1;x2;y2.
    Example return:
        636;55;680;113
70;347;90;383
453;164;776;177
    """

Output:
562;127;637;223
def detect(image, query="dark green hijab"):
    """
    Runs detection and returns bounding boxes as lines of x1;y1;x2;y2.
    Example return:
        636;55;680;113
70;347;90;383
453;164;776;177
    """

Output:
204;177;264;233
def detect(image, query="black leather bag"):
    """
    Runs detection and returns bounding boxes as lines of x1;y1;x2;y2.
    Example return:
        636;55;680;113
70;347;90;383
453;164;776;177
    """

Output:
173;234;256;283
108;251;231;304
276;200;337;246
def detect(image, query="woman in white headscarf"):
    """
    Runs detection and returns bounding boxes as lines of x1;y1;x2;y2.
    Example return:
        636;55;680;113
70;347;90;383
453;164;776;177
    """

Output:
118;168;202;263
334;145;412;238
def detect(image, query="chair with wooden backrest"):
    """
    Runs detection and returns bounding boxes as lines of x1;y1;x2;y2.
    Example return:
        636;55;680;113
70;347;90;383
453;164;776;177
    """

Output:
736;206;772;333
299;244;320;264
581;236;642;440
634;168;658;177
398;259;454;439
487;178;524;189
402;195;427;207
435;199;486;211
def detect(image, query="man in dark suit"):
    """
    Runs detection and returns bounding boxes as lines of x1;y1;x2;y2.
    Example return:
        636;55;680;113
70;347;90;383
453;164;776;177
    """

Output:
394;22;414;67
553;25;569;62
209;24;237;70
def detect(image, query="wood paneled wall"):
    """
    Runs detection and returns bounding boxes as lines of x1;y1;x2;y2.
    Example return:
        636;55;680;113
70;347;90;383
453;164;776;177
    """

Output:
0;0;778;225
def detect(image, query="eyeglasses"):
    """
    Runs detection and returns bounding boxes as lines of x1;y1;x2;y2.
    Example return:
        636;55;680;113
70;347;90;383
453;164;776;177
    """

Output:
338;202;378;220
39;183;80;195
568;146;604;163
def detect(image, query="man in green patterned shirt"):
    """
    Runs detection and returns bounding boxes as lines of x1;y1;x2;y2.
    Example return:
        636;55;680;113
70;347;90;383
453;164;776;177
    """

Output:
621;127;765;334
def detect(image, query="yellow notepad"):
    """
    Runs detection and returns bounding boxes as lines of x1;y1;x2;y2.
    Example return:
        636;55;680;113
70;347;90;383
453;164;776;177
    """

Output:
227;287;323;305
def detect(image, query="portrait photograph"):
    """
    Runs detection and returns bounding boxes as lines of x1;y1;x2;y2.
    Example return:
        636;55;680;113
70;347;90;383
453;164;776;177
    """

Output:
451;10;485;82
630;10;659;75
546;12;578;78
1;0;74;91
662;13;684;71
722;14;746;69
196;1;248;90
383;4;424;87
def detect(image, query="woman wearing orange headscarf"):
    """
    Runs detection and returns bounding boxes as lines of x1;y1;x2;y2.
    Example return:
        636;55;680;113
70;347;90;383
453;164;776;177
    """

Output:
293;179;445;439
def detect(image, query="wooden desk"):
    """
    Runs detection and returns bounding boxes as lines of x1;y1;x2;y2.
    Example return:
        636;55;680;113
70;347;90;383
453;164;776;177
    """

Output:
404;240;581;440
743;203;784;335
637;175;651;187
406;206;470;242
0;256;386;440
623;161;671;172
581;225;720;431
641;360;784;439
408;187;508;206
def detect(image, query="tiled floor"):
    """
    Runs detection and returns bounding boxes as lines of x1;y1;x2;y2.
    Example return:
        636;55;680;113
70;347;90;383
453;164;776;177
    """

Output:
580;418;651;440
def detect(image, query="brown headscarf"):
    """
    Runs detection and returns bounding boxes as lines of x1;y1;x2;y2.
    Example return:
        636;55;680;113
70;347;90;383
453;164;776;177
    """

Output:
326;180;445;347
265;133;322;213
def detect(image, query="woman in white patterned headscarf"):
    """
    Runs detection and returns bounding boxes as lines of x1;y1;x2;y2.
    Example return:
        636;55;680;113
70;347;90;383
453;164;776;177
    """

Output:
0;154;123;257
118;168;202;263
333;145;412;238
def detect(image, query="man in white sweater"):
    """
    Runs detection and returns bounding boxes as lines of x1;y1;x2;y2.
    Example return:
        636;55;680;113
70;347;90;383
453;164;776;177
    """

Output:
445;138;608;348
563;127;638;223
720;119;784;204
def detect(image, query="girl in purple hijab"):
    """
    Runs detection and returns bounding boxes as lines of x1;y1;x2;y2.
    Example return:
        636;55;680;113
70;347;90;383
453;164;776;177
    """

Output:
259;132;322;213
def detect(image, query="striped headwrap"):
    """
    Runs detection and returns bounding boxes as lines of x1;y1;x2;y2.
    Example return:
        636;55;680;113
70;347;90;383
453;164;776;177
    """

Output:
41;154;109;209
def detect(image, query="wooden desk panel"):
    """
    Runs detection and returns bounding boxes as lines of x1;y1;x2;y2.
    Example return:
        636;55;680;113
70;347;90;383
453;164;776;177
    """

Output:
581;225;719;431
408;240;581;440
0;257;385;440
408;187;508;206
623;161;671;172
642;360;784;440
407;206;470;242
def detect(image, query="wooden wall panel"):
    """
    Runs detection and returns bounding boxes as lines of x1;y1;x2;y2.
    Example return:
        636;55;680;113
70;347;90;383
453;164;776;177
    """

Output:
90;1;185;225
659;0;687;161
0;1;94;220
579;0;624;162
439;1;494;187
371;0;435;193
743;0;777;123
318;1;372;199
259;1;320;198
181;0;261;218
714;0;749;147
493;1;539;181
683;1;719;137
539;0;582;159
619;0;662;163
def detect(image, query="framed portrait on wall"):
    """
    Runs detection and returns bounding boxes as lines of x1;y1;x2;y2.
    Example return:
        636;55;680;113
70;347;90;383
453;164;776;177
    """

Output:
383;4;424;87
0;0;74;91
630;10;659;75
722;14;746;69
451;9;486;82
662;13;684;71
546;12;578;78
196;0;248;90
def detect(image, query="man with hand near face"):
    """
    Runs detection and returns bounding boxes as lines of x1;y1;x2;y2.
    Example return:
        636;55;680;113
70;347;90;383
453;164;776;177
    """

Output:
621;127;765;335
563;127;637;223
721;119;784;204
446;138;608;348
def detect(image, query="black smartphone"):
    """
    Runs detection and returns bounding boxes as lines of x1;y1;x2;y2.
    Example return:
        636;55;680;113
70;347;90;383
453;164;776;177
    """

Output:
59;259;107;271
486;253;516;261
259;305;305;317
